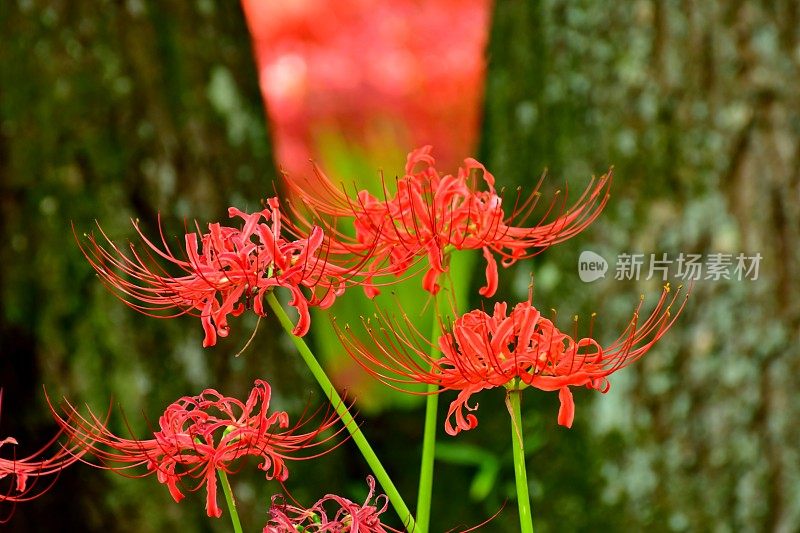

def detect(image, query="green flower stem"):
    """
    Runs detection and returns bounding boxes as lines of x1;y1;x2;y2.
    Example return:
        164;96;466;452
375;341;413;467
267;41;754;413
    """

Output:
508;389;534;533
218;469;243;533
266;292;417;532
415;309;441;533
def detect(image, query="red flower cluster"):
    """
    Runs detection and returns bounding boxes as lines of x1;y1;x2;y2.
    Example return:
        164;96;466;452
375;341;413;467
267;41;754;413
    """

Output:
287;146;611;298
264;476;393;533
80;148;610;347
64;133;684;525
53;380;342;517
81;198;361;346
338;285;686;434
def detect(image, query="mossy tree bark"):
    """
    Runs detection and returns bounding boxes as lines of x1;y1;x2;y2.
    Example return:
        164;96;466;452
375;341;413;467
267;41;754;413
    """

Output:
481;1;800;531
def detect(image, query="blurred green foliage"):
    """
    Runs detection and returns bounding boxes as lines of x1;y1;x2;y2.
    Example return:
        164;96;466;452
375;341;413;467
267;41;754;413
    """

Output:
1;1;799;532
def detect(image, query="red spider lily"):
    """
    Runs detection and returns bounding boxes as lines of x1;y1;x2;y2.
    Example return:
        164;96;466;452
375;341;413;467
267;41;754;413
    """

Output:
285;146;611;298
0;391;84;520
337;285;687;435
79;198;367;347
264;476;396;533
51;380;345;518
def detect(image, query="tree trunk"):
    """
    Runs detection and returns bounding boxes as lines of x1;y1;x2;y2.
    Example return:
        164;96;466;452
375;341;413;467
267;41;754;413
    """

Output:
482;1;800;531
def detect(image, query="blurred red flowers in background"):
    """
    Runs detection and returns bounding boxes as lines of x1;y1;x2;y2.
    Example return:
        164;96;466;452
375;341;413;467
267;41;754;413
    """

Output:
241;0;491;175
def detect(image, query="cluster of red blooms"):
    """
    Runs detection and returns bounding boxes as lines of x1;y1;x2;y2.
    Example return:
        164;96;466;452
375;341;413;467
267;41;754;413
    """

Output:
3;0;688;525
264;476;393;533
77;147;609;347
50;380;343;518
2;146;685;529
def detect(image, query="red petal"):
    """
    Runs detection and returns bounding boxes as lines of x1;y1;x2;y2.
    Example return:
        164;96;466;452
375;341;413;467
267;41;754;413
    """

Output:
205;470;222;518
557;387;575;428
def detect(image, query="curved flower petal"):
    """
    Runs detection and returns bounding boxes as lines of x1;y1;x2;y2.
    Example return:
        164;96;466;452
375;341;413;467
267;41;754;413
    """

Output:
557;387;575;428
477;246;498;298
444;388;482;436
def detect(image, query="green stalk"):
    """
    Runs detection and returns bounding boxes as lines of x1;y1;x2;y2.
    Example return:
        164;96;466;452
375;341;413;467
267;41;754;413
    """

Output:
415;309;441;533
507;389;534;533
218;469;243;533
266;292;417;532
